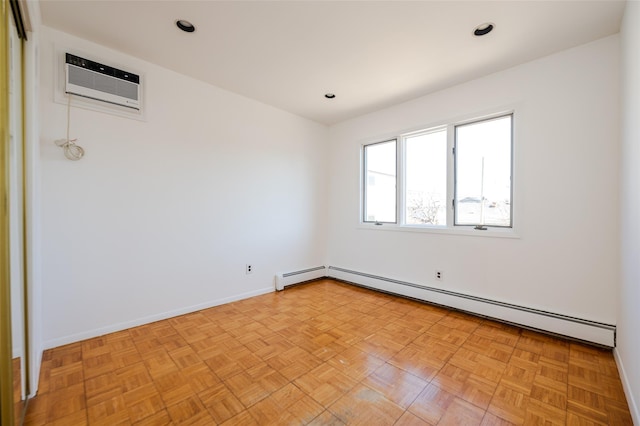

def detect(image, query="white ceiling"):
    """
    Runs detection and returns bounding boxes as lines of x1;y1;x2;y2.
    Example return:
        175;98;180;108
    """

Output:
39;1;625;125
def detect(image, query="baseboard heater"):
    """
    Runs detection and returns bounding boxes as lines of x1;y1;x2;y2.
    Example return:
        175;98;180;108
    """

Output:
275;266;327;291
326;266;616;347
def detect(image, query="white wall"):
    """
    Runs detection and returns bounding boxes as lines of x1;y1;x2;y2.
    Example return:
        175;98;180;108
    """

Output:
617;2;640;422
39;27;328;348
327;36;620;326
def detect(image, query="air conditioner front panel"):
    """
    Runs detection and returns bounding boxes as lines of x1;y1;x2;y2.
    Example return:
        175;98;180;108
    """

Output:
65;57;140;110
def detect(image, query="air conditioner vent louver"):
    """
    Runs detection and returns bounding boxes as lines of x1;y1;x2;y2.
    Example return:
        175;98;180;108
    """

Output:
65;53;141;110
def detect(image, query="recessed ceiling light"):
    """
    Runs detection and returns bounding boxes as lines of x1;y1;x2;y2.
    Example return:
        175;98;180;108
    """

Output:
176;20;195;33
473;23;494;37
325;93;336;99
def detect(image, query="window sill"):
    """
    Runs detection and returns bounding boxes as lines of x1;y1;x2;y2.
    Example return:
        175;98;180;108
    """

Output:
357;223;520;239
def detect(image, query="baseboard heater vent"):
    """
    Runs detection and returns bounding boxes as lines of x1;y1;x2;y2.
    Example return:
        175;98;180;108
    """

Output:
275;266;327;291
327;266;616;347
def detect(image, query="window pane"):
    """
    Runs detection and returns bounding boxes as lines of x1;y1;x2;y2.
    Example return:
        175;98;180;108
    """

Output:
364;140;396;223
404;129;447;225
455;115;512;227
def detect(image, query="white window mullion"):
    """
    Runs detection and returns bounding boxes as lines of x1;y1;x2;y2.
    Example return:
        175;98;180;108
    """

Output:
446;124;456;227
398;136;405;225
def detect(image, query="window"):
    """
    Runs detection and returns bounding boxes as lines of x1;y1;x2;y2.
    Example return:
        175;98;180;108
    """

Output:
363;139;396;223
455;115;512;228
404;129;447;226
361;112;513;231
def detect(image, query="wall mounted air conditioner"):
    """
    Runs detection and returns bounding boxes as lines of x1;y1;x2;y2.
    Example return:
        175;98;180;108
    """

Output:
65;53;141;110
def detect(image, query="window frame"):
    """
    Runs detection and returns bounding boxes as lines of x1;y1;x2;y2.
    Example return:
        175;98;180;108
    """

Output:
359;110;516;236
453;113;514;229
362;138;398;225
400;126;449;228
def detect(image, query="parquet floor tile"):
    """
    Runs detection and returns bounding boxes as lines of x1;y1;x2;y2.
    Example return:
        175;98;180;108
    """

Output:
117;362;154;393
155;371;196;407
197;382;245;424
132;409;172;425
48;362;84;392
480;411;517;426
293;363;359;407
566;384;609;423
110;348;143;370
218;410;258;426
328;384;405;425
430;363;498;410
122;383;165;423
326;347;386;382
486;384;530;424
84;372;122;406
394;411;431;426
474;323;520;347
166;395;213;425
499;356;537;396
408;383;459;424
45;383;86;423
524;398;567;425
266;346;323;382
352;332;406;361
86;394;129;425
248;383;324;424
24;279;632;425
83;352;115;380
361;363;428;409
48;410;88;426
389;344;452;382
307;410;345;426
223;363;289;407
437;397;485;426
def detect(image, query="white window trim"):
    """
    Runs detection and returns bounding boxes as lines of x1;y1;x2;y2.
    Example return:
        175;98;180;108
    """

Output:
357;221;519;239
359;107;519;238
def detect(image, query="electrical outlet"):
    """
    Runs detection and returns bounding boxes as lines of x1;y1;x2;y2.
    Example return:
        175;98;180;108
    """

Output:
246;264;253;274
435;270;443;281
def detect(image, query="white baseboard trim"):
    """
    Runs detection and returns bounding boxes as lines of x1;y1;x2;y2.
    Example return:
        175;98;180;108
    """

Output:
327;266;616;347
275;266;327;290
42;286;274;349
614;348;639;425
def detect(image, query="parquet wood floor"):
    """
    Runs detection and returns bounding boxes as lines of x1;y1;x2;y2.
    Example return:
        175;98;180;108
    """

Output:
15;357;25;425
23;279;633;425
